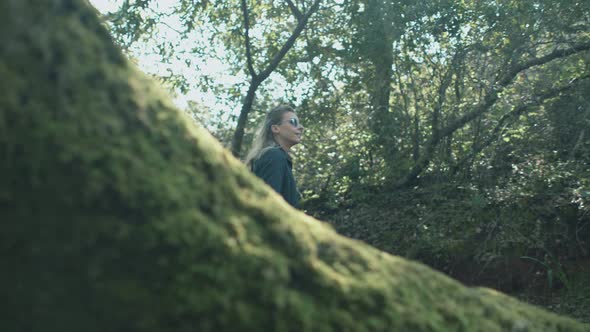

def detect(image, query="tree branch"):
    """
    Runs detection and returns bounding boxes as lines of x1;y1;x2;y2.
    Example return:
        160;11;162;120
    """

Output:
394;42;590;188
498;41;590;86
257;0;321;82
231;0;322;156
452;74;590;174
441;42;590;143
241;0;257;79
285;0;303;21
432;49;464;140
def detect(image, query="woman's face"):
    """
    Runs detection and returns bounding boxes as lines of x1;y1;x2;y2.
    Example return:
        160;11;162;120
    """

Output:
272;111;304;149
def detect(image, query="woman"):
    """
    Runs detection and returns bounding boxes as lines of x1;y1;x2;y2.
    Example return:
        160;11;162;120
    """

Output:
245;105;304;208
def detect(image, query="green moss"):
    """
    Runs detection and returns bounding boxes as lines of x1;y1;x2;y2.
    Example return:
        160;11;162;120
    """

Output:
0;0;588;331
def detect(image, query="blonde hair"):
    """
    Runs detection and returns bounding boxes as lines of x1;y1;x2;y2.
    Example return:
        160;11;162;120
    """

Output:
245;105;295;168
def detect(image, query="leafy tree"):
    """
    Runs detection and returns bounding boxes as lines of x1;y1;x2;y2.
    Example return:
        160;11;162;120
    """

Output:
345;0;590;187
97;0;322;156
231;0;322;156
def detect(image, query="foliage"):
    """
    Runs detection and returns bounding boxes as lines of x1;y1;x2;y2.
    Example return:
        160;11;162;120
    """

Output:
94;0;590;311
5;1;590;331
96;0;323;155
520;254;570;290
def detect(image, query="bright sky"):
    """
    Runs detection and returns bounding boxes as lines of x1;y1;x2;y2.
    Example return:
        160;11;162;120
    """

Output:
88;0;314;128
88;0;244;114
89;0;119;12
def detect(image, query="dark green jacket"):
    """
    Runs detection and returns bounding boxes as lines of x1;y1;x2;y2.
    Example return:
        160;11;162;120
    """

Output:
252;146;300;208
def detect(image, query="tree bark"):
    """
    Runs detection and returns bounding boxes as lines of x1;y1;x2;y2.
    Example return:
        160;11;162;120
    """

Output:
365;0;395;149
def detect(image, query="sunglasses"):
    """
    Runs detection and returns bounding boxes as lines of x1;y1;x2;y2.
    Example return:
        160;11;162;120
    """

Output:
281;118;301;128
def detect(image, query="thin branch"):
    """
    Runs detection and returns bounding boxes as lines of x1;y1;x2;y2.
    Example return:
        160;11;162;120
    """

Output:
444;42;590;141
285;0;303;21
569;130;585;160
231;0;322;156
432;49;464;140
144;7;184;35
395;42;590;187
498;41;590;86
257;0;321;82
241;0;257;79
453;74;590;173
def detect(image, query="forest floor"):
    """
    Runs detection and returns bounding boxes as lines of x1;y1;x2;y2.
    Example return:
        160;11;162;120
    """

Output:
512;259;590;323
515;290;590;323
307;193;590;325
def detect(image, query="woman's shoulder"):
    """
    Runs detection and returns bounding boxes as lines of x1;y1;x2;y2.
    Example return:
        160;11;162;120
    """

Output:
259;146;287;161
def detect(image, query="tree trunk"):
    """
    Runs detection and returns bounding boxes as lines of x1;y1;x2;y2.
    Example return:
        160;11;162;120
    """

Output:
231;80;260;158
370;55;393;137
364;0;395;161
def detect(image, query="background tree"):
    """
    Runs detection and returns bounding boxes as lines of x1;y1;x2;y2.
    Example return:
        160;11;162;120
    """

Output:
100;0;322;156
231;0;322;156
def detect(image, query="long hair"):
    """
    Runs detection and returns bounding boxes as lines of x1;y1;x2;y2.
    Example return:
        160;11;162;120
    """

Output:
245;105;295;168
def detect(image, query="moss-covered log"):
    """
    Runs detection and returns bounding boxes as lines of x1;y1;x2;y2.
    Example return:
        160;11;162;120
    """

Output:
0;0;588;331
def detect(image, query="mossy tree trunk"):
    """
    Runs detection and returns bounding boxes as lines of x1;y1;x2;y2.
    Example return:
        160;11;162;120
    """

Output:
0;0;588;331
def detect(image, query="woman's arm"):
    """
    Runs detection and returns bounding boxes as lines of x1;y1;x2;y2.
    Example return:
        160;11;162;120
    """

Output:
253;149;287;194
